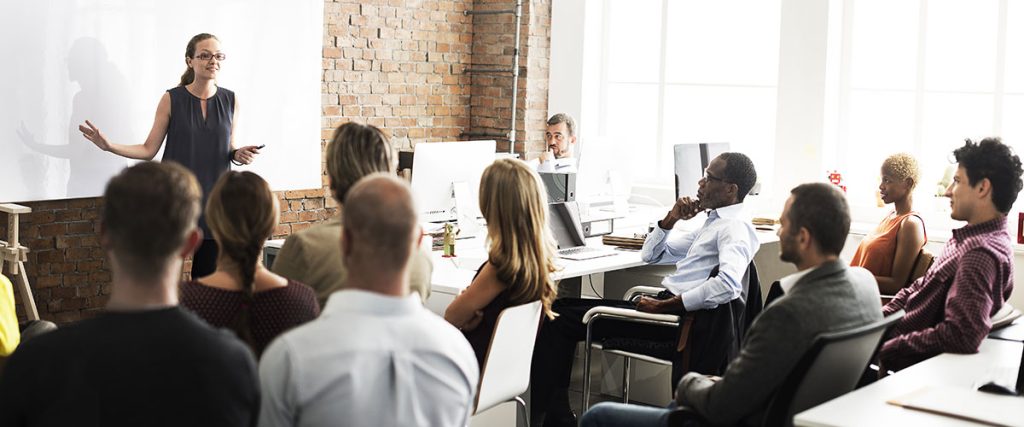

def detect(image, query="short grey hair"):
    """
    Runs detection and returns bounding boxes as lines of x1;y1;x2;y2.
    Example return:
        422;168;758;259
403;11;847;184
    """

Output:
546;113;576;137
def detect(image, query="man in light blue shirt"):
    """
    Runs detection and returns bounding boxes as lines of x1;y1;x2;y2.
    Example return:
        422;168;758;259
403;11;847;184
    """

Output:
258;175;478;427
530;153;759;427
634;154;760;314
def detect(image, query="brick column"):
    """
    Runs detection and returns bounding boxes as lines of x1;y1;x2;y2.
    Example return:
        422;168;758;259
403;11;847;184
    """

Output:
467;0;551;155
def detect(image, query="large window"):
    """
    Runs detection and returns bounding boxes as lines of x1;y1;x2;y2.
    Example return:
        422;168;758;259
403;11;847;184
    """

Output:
592;0;781;191
830;0;1024;223
569;0;1024;227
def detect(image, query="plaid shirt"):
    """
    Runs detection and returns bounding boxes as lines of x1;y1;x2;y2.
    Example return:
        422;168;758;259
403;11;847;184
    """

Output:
880;216;1014;371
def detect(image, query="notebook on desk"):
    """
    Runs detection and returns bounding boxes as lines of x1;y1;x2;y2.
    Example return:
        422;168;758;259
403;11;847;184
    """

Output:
886;385;1024;426
886;343;1024;425
549;202;617;261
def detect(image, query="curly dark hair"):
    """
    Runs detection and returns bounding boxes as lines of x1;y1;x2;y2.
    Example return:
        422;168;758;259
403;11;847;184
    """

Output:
953;137;1024;214
719;152;758;202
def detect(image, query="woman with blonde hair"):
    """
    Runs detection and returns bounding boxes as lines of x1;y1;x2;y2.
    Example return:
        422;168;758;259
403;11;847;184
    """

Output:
444;158;559;367
180;171;319;357
851;153;927;294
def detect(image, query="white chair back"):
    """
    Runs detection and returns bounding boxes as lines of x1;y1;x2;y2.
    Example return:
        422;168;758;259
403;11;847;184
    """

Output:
474;300;544;415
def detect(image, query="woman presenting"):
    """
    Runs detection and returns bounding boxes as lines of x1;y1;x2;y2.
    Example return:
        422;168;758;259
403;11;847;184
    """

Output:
80;33;261;279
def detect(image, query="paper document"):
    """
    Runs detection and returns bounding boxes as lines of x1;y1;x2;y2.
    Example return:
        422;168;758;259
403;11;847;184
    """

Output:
887;386;1024;427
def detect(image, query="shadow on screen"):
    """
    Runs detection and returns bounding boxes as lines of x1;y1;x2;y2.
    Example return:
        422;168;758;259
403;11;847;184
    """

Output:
17;37;128;199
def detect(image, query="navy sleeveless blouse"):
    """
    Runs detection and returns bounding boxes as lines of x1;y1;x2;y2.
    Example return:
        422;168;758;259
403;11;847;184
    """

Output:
164;85;234;235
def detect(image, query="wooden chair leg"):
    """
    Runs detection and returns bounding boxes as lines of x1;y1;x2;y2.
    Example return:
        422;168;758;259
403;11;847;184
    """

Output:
14;262;39;321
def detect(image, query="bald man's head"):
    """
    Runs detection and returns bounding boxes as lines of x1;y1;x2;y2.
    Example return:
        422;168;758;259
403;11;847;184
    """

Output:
342;174;420;273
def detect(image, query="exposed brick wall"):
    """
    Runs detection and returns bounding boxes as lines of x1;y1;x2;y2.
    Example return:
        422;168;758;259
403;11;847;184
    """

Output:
521;0;552;155
323;0;475;152
467;0;551;155
4;0;551;325
1;199;107;324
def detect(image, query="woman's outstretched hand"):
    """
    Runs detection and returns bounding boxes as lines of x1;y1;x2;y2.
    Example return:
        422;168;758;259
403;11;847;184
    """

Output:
79;120;111;151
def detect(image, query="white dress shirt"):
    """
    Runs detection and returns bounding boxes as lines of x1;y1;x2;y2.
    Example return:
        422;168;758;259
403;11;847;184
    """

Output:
778;266;815;294
640;202;759;311
528;156;578;173
258;289;479;427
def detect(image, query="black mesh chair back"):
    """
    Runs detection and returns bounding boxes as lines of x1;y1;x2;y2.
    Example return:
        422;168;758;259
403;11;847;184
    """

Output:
762;310;906;427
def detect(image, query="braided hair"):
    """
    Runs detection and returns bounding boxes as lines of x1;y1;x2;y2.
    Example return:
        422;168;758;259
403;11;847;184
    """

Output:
205;171;278;350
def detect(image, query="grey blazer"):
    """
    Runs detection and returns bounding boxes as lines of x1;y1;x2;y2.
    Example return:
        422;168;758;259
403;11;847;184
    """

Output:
678;260;882;426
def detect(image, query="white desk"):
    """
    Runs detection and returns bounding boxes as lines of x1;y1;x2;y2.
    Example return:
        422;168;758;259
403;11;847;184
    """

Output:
794;339;1024;427
425;222;781;318
425;235;647;315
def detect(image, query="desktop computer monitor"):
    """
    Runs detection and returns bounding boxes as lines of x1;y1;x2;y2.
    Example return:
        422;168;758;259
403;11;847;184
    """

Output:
674;142;730;199
410;140;497;223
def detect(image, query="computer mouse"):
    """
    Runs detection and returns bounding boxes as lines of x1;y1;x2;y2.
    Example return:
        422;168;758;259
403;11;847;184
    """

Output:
977;382;1018;396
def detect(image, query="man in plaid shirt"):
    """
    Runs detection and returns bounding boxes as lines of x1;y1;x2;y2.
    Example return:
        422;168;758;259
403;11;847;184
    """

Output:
881;138;1023;372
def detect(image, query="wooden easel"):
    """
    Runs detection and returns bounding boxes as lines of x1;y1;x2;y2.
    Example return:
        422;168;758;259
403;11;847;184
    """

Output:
0;203;39;321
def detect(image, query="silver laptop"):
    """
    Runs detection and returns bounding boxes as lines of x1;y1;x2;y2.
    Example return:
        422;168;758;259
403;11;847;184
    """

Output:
549;202;617;261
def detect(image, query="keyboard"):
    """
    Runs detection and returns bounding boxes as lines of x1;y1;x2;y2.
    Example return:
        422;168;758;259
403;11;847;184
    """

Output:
557;246;617;261
558;246;602;255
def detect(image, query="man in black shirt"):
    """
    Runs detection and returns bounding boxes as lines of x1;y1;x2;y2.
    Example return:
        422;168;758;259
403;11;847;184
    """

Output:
0;161;259;426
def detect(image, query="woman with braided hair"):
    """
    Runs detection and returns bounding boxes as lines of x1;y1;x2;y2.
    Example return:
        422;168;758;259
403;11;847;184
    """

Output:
180;171;319;357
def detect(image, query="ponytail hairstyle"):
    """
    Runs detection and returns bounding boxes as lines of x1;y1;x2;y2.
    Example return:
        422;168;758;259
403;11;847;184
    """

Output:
205;171;278;350
478;158;560;319
179;33;218;87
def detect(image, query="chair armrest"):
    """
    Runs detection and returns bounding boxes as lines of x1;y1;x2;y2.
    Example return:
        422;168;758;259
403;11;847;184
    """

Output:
582;305;680;325
666;405;706;427
625;285;666;301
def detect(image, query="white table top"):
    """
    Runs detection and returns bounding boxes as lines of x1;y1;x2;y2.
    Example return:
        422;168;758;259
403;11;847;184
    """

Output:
429;220;780;295
430;235;647;295
794;338;1024;427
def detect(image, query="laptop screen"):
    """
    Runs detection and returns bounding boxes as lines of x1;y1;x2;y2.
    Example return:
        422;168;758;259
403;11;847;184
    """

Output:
548;202;586;249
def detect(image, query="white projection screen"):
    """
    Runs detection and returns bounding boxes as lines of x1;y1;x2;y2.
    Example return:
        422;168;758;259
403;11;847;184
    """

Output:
0;0;323;202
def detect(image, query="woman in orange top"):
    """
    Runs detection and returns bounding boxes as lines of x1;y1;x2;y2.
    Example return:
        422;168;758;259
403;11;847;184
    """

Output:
851;153;927;294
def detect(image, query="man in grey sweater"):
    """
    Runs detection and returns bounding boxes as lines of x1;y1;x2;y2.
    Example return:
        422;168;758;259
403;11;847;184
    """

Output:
581;182;882;427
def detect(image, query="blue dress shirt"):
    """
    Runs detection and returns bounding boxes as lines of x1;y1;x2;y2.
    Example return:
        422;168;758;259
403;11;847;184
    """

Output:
640;202;759;311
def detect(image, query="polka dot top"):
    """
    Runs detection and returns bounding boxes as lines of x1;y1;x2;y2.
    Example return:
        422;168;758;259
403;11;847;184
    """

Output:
180;279;320;357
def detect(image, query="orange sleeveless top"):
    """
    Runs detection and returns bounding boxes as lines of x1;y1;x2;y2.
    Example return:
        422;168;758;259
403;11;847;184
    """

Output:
850;212;925;277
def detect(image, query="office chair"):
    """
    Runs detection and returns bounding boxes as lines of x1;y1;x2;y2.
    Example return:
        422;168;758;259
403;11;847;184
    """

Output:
579;263;760;411
472;300;544;427
881;248;933;305
666;310;906;427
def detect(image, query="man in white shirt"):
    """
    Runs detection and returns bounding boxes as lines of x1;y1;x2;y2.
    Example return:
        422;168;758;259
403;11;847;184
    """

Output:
531;153;759;427
258;174;478;427
632;153;760;314
534;113;579;173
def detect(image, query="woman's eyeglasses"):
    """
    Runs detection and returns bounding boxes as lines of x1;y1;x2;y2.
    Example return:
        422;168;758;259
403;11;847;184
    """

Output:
195;52;226;62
